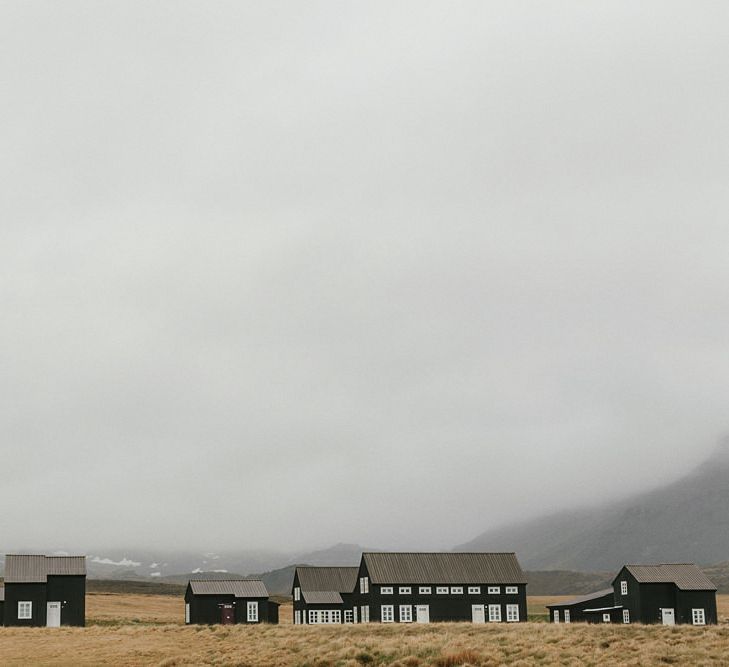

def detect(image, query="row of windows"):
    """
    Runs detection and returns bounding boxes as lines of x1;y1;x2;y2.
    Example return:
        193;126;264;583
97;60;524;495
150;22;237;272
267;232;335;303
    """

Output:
556;608;706;626
378;585;519;595
378;604;520;623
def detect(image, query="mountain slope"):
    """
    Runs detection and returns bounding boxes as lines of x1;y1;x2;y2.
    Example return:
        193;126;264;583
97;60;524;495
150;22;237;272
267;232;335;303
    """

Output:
457;442;729;570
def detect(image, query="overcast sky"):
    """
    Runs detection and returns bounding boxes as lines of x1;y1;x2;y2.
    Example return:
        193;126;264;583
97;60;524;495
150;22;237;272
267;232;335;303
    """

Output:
1;1;729;553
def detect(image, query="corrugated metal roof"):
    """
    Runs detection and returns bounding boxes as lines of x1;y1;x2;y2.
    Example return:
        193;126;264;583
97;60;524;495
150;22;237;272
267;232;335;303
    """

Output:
363;552;527;585
302;590;344;605
188;579;269;598
296;566;359;593
620;564;716;591
546;589;614;609
4;555;86;583
583;605;623;613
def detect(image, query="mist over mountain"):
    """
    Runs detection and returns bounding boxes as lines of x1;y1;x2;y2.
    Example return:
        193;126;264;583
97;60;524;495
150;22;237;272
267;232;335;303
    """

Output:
457;440;729;570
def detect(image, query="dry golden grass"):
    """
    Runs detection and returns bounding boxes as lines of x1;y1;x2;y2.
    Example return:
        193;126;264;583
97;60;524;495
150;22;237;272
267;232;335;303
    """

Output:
0;594;726;666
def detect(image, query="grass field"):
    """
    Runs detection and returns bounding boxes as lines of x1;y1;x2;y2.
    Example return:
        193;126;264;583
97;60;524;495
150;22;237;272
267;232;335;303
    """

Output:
0;594;727;666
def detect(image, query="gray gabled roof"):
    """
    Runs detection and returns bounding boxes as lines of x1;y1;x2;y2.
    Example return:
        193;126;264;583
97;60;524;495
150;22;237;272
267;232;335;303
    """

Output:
546;589;614;609
188;579;269;598
362;552;527;585
4;555;86;583
302;590;344;605
617;564;716;591
295;566;359;593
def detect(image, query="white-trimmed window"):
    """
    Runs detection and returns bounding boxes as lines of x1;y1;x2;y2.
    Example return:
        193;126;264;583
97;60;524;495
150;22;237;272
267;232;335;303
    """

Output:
361;605;370;623
564;610;571;623
360;577;369;594
623;609;630;624
381;605;394;623
399;586;411;595
381;586;393;595
344;610;353;624
419;586;432;595
436;586;448;594
353;607;358;623
247;601;258;622
309;610;319;624
488;604;501;622
506;586;518;594
620;581;628;596
295;610;301;624
506;604;519;622
468;586;481;594
553;610;559;623
692;609;706;626
185;603;190;624
294;587;301;601
399;605;412;622
488;586;501;595
18;602;32;620
450;587;463;595
602;613;611;623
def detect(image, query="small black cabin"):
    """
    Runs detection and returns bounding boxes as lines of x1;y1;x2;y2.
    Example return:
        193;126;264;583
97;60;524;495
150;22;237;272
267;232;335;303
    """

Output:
292;566;359;624
184;579;278;625
354;552;528;624
613;563;717;626
2;554;86;627
547;589;615;624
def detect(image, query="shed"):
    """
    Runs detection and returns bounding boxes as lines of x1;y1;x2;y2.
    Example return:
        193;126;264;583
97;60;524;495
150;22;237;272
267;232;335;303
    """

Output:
2;554;86;627
184;579;278;625
354;552;527;624
547;589;615;623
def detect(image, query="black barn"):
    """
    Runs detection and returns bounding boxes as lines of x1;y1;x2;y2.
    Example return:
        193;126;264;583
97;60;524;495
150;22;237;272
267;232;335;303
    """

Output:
547;589;615;624
184;579;278;625
2;554;86;627
613;564;717;626
353;552;527;624
292;566;359;624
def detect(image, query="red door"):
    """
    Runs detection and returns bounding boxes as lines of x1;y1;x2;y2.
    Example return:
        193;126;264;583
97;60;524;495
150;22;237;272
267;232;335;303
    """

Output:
221;604;235;625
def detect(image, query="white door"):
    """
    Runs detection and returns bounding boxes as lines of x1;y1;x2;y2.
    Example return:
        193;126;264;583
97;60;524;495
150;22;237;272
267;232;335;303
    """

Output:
662;608;675;626
415;605;430;624
472;605;485;624
46;601;61;627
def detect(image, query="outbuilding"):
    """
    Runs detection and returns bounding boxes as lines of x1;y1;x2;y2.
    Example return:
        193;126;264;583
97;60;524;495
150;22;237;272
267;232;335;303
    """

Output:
292;566;359;624
547;589;615;624
184;579;278;625
2;554;86;627
353;552;527;624
612;563;717;625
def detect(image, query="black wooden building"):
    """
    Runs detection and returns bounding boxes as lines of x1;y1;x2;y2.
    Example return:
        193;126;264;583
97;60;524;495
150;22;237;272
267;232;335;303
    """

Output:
2;554;86;627
0;586;4;625
612;563;717;626
292;566;359;624
353;552;527;624
184;579;278;625
547;589;615;624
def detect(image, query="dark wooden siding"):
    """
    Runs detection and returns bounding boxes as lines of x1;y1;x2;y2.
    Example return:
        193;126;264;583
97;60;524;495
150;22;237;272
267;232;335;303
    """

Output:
677;590;717;625
3;582;47;627
46;575;86;627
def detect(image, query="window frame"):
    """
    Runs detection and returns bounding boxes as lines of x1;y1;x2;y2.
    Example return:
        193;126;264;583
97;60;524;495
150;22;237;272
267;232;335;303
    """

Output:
246;601;259;622
294;587;301;601
468;586;481;594
602;613;611;623
622;609;630;624
487;586;501;595
398;586;411;595
380;586;394;595
692;608;706;626
399;605;412;623
506;604;520;622
564;609;571;623
17;601;32;620
436;586;449;595
620;581;628;596
419;586;432;595
381;604;394;623
505;586;518;595
488;604;502;622
344;610;353;624
360;577;369;594
450;586;464;595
